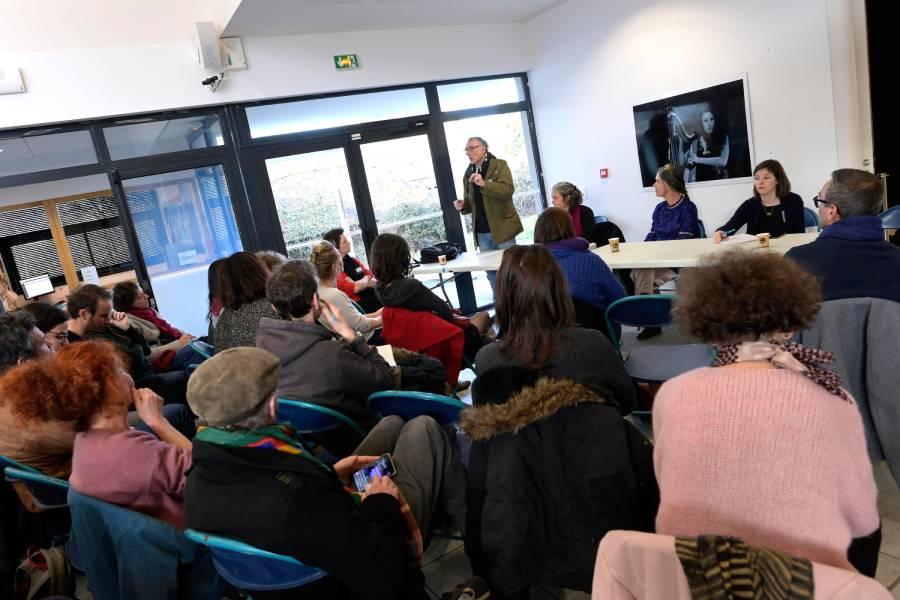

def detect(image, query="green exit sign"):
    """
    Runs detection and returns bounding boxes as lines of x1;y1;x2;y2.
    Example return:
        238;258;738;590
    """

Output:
333;54;359;70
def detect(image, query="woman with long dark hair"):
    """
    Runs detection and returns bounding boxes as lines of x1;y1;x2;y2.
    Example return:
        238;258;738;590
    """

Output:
475;244;634;413
213;252;277;351
685;108;730;182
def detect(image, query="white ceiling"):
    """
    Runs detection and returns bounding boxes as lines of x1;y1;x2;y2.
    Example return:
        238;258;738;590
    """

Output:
222;0;566;37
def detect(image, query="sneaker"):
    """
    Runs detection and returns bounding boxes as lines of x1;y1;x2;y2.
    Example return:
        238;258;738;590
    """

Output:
442;576;491;600
636;326;662;341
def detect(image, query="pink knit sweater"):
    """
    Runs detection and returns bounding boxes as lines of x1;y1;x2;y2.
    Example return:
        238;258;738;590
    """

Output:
71;429;191;528
652;366;878;570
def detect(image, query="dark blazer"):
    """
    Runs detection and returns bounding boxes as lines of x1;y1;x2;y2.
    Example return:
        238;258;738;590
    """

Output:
574;205;596;242
717;192;805;237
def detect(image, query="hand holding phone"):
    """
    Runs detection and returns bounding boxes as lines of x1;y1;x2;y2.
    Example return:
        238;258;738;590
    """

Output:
353;453;397;492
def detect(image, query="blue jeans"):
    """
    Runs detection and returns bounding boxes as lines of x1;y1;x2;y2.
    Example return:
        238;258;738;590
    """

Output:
132;404;197;440
476;232;516;291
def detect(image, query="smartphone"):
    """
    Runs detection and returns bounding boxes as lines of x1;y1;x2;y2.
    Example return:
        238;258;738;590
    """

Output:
353;453;397;492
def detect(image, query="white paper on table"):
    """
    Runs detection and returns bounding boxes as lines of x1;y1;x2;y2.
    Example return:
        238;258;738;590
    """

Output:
376;345;397;366
720;233;758;245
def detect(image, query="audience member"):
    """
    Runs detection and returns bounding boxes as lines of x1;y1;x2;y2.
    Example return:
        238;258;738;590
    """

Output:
534;207;625;315
185;347;466;599
461;368;656;596
371;233;491;361
213;252;278;351
653;250;879;573
714;159;805;242
206;258;226;338
67;284;188;404
20;302;69;352
550;181;595;241
66;341;193;528
256;250;288;273
0;312;65;478
310;241;382;341
475;244;635;414
257;260;393;454
786;168;900;302
323;228;382;313
631;163;698;339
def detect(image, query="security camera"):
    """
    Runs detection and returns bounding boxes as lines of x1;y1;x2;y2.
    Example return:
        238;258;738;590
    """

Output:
201;72;225;92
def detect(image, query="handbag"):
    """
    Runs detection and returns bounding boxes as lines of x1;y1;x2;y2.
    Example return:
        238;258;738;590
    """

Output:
420;242;462;264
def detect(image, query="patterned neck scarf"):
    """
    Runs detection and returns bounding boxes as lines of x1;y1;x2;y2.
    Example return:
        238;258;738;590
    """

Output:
714;340;850;402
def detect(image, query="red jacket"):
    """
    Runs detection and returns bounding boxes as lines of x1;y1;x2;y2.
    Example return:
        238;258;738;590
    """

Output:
337;257;374;302
381;307;464;386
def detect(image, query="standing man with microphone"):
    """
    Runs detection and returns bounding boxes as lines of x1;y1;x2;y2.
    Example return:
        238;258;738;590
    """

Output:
453;137;522;290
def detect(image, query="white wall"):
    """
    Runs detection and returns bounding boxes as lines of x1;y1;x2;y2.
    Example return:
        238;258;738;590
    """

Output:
525;0;865;242
1;23;530;129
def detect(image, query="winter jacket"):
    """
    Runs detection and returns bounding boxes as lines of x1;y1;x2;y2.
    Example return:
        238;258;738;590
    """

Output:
460;375;656;597
213;298;278;351
256;317;393;429
185;440;425;600
460;156;523;246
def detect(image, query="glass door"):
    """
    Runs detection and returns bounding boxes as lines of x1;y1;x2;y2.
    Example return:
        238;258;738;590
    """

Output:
119;164;242;336
264;148;362;259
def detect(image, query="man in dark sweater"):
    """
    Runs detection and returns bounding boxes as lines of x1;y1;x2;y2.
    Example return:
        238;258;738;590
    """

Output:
786;169;900;302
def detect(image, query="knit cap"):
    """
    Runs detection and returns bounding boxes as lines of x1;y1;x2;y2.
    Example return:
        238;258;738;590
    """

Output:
187;347;280;427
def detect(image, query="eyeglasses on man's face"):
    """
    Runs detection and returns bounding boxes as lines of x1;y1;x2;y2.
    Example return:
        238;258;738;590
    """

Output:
812;195;831;208
464;144;483;153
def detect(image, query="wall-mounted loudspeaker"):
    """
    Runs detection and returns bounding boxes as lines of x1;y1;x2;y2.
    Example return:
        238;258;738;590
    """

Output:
195;22;224;69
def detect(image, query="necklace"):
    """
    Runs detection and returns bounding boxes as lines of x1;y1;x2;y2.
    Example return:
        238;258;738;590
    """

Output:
762;201;780;217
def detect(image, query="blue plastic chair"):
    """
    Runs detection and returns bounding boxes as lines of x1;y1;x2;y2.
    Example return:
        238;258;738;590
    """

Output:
185;529;326;591
3;464;70;510
605;295;714;383
68;490;220;599
368;391;467;425
276;398;365;439
594;215;609;224
878;205;900;229
803;207;821;231
696;219;707;238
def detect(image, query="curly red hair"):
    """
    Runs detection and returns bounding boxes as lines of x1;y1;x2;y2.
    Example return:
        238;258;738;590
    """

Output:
0;340;130;432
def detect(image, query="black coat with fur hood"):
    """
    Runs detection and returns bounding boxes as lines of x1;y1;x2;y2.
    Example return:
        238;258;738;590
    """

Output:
460;371;656;597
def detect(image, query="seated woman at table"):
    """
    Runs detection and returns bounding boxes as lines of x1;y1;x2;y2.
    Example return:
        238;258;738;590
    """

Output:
631;164;698;338
370;233;491;361
475;244;635;414
714;159;805;242
534;207;625;316
310;240;382;342
551;181;595;242
652;250;879;574
323;228;382;313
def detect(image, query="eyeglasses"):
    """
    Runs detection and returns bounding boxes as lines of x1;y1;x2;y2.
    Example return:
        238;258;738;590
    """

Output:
812;195;831;208
49;331;69;341
464;145;483;152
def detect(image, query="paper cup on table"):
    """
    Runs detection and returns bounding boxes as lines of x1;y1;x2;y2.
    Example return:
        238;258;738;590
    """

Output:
608;238;620;252
756;233;770;248
438;254;447;265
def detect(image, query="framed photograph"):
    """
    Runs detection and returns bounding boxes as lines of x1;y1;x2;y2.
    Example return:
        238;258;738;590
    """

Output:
633;77;754;188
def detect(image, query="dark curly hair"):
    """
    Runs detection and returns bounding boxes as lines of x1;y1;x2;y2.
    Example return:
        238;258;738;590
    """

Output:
673;251;821;344
266;260;318;320
0;312;36;374
370;233;411;285
112;281;140;312
20;303;68;336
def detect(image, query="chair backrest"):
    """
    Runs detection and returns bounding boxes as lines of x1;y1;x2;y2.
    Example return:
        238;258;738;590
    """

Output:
4;465;70;510
368;390;466;425
605;295;674;350
276;399;365;439
803;207;821;231
68;489;220;600
696;219;707;239
0;453;43;475
594;214;609;224
878;205;900;229
184;529;326;591
571;297;613;342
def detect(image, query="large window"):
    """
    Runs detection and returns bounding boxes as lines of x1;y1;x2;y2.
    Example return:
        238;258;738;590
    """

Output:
0;130;98;178
104;115;224;160
246;88;429;138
